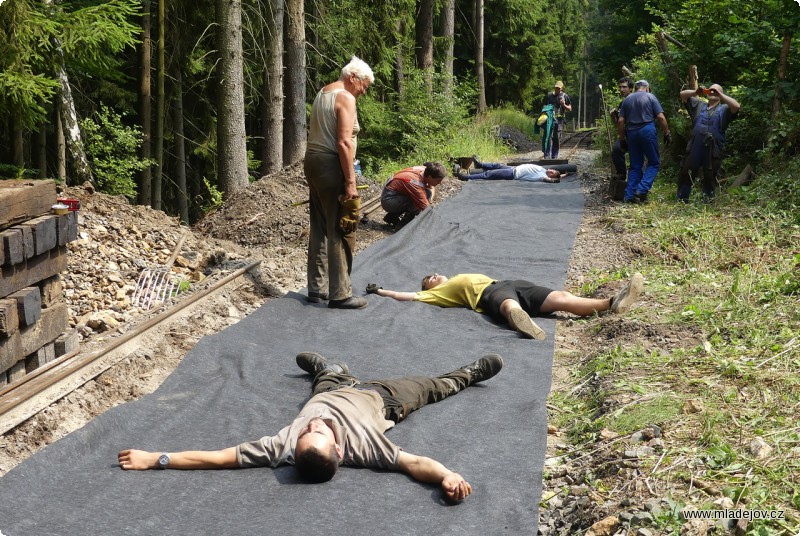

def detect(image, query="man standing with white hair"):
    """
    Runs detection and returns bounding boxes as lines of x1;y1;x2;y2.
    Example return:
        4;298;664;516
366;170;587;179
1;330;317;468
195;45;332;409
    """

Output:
305;56;374;309
617;80;672;204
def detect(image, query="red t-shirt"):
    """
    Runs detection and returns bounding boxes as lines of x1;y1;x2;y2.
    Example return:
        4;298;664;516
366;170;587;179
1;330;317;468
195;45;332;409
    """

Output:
386;166;430;211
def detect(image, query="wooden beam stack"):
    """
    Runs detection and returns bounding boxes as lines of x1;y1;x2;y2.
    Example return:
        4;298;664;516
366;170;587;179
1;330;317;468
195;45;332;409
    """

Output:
1;180;79;386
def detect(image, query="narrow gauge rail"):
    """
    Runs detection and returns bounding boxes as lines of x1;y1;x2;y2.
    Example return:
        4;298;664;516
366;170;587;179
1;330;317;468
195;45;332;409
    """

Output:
0;260;261;435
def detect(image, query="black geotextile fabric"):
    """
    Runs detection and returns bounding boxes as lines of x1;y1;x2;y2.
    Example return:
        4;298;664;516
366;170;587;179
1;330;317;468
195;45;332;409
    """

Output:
0;178;583;536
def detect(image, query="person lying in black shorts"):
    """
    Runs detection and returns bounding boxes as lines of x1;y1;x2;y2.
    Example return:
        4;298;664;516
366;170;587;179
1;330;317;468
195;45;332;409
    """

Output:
366;272;644;340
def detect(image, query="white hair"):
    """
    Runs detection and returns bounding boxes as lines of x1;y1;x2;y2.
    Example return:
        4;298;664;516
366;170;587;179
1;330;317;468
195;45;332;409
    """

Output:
340;56;374;84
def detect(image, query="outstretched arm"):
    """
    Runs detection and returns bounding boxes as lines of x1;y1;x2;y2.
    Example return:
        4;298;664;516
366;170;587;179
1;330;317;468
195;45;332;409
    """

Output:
369;286;417;301
118;447;239;470
396;451;472;501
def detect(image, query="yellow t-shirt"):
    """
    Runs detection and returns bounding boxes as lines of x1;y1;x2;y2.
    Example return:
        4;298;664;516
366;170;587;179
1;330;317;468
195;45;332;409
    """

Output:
414;274;495;313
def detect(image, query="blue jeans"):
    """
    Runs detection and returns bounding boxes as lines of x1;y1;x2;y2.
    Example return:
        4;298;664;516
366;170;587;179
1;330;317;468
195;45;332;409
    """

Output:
468;163;515;180
625;123;660;200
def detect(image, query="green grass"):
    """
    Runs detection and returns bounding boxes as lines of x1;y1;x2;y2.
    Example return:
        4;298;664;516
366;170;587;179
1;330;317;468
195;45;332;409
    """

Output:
367;106;538;182
548;156;800;534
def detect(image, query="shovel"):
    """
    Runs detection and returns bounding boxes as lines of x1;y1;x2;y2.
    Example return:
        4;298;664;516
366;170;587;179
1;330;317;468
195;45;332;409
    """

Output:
131;230;188;310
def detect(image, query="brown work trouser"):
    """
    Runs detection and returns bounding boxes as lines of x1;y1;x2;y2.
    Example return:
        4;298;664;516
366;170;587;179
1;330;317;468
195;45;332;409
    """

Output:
304;152;354;301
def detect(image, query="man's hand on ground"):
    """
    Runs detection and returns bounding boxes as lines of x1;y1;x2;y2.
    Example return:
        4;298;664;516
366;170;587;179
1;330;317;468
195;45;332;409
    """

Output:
441;472;472;501
366;283;382;294
118;449;158;470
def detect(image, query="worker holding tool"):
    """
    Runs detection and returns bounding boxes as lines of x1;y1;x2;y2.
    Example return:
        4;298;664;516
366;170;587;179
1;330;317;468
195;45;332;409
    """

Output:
676;84;740;203
617;80;672;204
304;56;373;309
119;351;504;502
380;162;447;229
365;272;644;341
610;77;634;180
541;81;572;159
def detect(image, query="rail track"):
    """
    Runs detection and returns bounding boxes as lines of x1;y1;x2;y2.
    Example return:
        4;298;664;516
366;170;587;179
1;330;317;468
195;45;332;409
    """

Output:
0;260;261;435
559;128;596;159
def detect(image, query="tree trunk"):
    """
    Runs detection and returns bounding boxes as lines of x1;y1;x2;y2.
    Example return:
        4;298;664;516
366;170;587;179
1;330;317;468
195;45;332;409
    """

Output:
138;0;153;206
55;103;66;183
770;32;791;129
12;119;24;168
283;0;306;166
172;45;188;224
216;0;249;196
439;0;455;96
36;123;47;178
475;0;486;113
44;0;94;187
260;0;284;176
152;0;166;210
395;19;405;97
415;0;434;94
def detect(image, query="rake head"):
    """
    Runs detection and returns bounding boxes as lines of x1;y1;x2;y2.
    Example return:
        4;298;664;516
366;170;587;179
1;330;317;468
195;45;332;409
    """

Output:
131;268;183;310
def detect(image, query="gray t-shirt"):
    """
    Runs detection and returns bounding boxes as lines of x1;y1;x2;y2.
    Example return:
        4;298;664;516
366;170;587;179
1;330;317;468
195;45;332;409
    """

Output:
236;387;400;470
619;91;664;130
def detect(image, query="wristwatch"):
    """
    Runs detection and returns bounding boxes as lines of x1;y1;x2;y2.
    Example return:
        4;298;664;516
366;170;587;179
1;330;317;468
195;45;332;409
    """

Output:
158;452;170;469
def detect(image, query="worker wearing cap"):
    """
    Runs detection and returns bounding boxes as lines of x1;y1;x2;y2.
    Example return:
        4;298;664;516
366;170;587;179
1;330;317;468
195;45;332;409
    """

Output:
617;79;672;204
542;81;572;159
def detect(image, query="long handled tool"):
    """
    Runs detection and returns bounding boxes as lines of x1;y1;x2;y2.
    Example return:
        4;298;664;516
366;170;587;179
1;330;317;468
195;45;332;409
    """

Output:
598;83;616;176
131;230;188;310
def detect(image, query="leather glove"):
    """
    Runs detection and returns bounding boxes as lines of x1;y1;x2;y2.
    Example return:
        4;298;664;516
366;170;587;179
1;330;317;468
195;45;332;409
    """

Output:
620;138;628;152
366;283;382;294
664;132;673;147
338;197;361;234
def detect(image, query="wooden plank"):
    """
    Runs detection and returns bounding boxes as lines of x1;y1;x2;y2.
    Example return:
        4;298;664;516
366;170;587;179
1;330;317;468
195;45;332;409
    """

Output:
26;342;56;373
0;246;67;298
0;299;19;337
9;287;42;327
56;212;79;246
0;302;68;372
11;225;35;260
21;215;58;256
54;329;79;356
0;180;57;230
1;228;24;267
6;360;26;383
39;275;64;307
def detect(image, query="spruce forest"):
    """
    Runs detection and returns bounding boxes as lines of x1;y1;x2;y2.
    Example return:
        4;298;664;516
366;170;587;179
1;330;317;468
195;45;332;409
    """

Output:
1;0;797;221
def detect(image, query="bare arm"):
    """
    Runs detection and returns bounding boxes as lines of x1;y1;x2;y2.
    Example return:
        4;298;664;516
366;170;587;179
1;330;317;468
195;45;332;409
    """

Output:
617;115;626;140
656;112;670;136
397;451;472;501
334;91;359;200
714;87;741;115
679;89;697;102
118;447;239;471
376;288;418;301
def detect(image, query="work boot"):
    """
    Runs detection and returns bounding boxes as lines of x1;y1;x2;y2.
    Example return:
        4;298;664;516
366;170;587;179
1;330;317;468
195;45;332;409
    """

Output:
461;354;504;385
471;154;482;168
296;352;350;376
452;163;462;176
507;308;546;340
306;291;328;304
634;192;649;204
610;272;644;314
396;211;417;229
383;212;401;227
328;296;368;309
